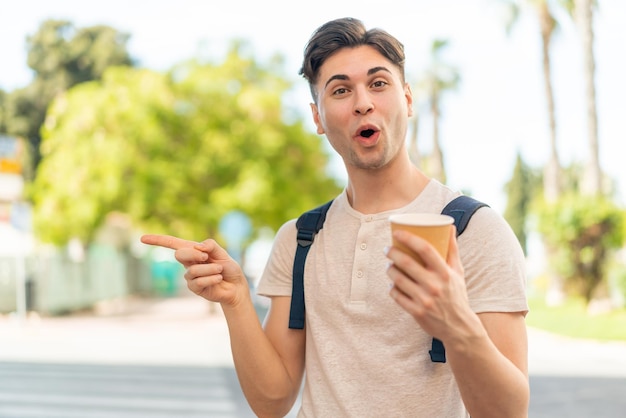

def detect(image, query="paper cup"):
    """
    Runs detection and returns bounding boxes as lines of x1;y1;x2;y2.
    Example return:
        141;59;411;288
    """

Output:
389;213;454;263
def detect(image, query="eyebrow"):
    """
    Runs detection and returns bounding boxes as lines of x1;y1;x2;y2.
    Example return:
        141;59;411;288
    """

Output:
323;66;392;89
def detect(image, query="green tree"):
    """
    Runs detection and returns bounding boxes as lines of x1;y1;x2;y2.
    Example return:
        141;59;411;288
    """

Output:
504;152;540;254
0;89;6;133
2;20;134;172
536;193;625;304
29;44;341;246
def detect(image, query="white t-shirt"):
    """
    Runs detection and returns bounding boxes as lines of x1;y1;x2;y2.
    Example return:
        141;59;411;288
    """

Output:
257;180;528;417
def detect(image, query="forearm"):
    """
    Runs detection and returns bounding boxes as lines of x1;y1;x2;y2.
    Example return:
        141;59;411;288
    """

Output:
447;330;529;418
222;299;298;417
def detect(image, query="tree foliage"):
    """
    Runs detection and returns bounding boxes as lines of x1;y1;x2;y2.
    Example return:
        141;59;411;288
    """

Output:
535;192;625;303
0;89;6;132
1;19;134;171
29;44;341;246
504;151;540;254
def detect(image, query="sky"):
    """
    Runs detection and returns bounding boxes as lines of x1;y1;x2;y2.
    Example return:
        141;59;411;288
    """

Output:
1;0;625;214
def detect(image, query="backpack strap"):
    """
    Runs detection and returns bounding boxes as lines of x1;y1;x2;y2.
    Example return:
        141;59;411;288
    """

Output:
442;195;489;238
289;200;334;329
429;195;489;363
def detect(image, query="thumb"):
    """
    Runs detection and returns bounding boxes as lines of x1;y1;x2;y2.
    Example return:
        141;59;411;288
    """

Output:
194;239;232;262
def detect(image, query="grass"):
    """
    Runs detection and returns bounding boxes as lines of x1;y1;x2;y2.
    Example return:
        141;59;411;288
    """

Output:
526;297;626;342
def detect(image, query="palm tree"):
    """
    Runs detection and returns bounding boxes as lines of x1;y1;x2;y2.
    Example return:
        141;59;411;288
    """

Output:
417;39;460;184
501;0;568;306
502;0;562;203
571;0;602;195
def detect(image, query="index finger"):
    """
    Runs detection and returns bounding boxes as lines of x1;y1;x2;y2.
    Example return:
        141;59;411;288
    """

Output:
140;234;198;250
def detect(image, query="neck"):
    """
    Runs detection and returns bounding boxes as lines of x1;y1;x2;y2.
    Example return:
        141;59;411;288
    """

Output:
344;157;430;214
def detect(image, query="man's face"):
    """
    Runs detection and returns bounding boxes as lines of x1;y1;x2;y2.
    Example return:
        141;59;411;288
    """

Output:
310;45;413;171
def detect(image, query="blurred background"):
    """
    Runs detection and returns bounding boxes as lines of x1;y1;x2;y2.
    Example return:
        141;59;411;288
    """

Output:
0;0;625;417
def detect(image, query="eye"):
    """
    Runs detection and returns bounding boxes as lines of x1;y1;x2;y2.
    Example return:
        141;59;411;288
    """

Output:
371;80;388;89
332;87;349;96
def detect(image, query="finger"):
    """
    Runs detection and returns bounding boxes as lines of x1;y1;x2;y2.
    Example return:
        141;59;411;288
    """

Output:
186;262;223;279
387;244;425;280
387;260;430;301
185;269;225;296
389;282;413;309
185;264;224;290
387;243;443;298
388;274;430;319
141;234;197;250
175;247;210;265
387;262;417;295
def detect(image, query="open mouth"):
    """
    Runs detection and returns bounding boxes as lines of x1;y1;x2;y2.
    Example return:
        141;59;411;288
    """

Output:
360;129;375;138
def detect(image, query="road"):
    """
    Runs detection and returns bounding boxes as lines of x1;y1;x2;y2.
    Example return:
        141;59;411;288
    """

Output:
530;375;626;417
0;361;255;418
1;293;625;417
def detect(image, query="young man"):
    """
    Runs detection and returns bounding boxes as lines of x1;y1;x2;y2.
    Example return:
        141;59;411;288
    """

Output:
142;17;529;417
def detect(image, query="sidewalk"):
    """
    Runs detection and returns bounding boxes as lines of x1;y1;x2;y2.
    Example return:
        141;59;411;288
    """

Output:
0;290;234;367
1;291;626;378
528;326;626;378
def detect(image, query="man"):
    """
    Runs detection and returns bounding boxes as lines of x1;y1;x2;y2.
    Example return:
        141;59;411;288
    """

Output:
142;17;529;417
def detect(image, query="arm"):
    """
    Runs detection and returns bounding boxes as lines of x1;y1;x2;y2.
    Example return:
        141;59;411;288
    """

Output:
225;295;305;417
140;235;305;417
448;311;529;418
385;228;529;418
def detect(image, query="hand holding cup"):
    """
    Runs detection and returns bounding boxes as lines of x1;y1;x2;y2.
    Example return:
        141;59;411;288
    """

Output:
388;213;454;264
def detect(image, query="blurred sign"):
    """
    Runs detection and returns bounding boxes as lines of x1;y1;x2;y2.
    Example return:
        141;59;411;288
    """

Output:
0;136;24;201
10;201;32;232
218;210;252;264
0;174;24;201
0;135;23;174
219;210;252;249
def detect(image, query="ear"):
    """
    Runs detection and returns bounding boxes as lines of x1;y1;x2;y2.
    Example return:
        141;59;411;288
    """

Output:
310;103;325;135
405;83;414;118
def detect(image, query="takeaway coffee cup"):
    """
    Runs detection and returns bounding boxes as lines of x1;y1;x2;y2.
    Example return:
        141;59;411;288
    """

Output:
388;213;454;263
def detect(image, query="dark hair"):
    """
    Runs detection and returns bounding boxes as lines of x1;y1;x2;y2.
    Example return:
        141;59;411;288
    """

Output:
299;17;406;101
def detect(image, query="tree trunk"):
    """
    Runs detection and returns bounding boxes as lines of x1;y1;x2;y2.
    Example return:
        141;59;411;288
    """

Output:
430;94;446;184
538;3;561;203
576;0;602;196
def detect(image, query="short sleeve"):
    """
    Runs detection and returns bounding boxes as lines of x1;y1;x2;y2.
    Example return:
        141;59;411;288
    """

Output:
459;206;529;315
256;219;298;297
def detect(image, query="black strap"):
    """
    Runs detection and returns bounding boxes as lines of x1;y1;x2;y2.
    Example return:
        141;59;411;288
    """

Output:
289;200;333;329
428;338;447;363
429;195;489;363
442;195;489;238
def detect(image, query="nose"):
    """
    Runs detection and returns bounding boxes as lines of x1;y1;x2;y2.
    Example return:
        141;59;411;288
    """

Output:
353;89;374;115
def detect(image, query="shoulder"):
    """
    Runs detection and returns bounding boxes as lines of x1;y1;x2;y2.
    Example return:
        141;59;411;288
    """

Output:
457;202;522;259
461;203;517;243
415;179;462;211
273;218;298;251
